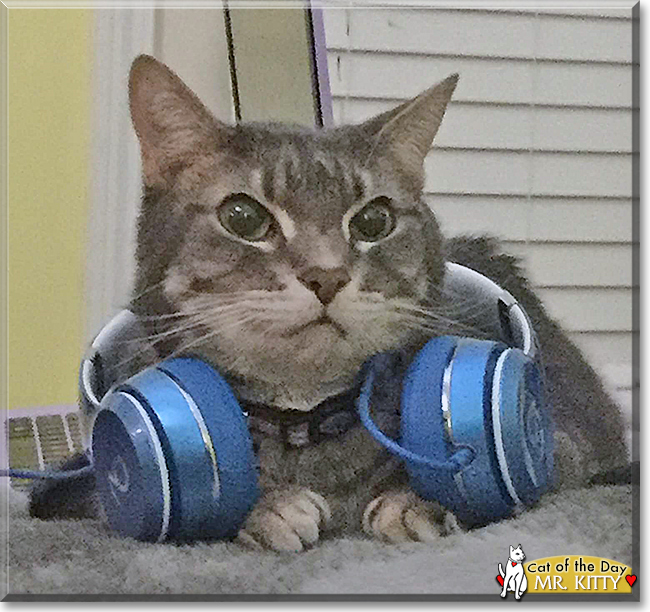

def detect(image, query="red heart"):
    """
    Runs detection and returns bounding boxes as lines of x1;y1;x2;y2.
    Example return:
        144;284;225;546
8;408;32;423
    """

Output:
626;575;637;587
512;562;517;566
496;575;504;586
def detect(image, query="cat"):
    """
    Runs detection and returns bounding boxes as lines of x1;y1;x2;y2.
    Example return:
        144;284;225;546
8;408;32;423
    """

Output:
29;55;629;552
498;544;528;599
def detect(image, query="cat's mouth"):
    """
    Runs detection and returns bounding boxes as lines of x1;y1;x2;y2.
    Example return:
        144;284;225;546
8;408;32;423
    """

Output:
282;314;348;339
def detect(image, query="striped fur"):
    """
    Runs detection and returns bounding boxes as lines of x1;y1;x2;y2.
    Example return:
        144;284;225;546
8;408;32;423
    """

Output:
30;56;628;552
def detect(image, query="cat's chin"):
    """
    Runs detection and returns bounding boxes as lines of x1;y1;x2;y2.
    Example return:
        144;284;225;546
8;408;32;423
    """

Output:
280;317;348;340
191;329;379;409
249;326;362;374
186;313;416;409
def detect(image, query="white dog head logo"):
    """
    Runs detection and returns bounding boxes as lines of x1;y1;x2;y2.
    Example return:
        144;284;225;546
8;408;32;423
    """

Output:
497;544;528;599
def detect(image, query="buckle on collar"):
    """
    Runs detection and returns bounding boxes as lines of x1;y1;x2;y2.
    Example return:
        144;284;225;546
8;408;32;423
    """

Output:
241;387;361;450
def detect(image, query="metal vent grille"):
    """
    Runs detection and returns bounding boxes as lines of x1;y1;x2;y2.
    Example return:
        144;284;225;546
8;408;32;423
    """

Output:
7;410;84;490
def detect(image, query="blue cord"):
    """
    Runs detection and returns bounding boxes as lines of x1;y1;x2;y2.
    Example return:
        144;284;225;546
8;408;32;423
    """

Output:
357;363;474;473
0;465;95;480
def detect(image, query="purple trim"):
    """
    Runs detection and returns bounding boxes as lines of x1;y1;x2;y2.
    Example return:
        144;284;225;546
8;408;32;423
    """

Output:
309;1;334;127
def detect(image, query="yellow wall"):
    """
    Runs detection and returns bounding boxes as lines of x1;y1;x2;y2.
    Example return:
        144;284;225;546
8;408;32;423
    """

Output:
7;9;91;408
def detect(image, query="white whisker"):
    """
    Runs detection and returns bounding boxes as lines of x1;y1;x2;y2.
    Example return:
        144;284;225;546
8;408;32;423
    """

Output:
168;311;267;358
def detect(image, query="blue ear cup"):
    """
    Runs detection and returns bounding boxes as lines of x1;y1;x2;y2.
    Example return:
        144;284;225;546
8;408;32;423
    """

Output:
91;357;259;542
399;336;554;526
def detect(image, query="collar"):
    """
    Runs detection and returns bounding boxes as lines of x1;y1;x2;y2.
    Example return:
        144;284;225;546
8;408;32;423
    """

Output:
240;384;361;450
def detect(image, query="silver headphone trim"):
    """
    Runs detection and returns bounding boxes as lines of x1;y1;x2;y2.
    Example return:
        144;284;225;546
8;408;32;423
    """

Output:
114;392;171;542
507;302;533;356
81;356;100;409
443;344;470;508
491;349;524;511
441;346;457;442
163;372;221;501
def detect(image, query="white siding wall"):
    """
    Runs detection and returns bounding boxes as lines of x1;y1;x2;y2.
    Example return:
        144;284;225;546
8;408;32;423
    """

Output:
322;6;636;430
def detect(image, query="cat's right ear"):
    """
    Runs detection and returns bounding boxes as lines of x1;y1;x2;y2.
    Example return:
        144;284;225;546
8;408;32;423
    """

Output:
129;54;226;187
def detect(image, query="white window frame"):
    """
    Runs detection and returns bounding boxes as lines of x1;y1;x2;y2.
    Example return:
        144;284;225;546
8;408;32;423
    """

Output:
87;8;236;342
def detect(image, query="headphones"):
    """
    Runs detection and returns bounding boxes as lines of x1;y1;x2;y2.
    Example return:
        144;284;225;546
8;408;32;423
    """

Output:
9;263;553;541
358;263;554;526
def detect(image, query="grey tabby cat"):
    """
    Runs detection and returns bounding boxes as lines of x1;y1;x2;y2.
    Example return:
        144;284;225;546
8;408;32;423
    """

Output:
30;55;629;552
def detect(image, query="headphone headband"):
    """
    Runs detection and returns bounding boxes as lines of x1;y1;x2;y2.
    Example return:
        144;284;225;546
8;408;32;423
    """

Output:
80;309;147;415
80;263;540;416
443;262;538;360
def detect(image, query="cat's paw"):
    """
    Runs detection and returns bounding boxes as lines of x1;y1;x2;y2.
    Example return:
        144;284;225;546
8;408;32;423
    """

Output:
362;490;457;544
236;488;331;553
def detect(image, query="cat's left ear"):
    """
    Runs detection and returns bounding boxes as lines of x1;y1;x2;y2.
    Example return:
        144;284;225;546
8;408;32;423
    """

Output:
359;74;458;181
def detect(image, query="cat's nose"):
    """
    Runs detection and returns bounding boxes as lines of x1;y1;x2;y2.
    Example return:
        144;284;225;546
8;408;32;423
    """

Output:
298;266;351;305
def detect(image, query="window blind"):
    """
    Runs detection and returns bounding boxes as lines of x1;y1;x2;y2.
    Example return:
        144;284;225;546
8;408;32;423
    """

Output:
322;6;636;432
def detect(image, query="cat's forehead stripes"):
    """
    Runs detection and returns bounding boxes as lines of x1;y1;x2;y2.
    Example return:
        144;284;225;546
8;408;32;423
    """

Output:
351;171;367;201
261;165;275;203
249;168;297;242
253;142;371;233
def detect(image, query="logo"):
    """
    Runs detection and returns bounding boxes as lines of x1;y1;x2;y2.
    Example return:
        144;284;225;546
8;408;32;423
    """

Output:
495;552;637;595
525;556;636;593
497;544;528;600
107;454;130;503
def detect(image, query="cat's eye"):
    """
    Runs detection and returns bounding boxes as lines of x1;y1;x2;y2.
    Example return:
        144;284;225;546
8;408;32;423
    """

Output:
218;194;273;241
349;197;396;242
